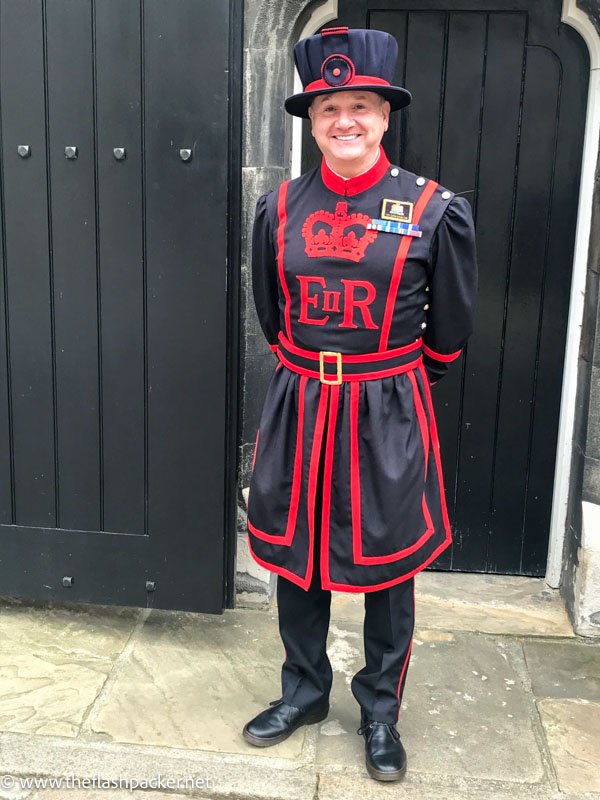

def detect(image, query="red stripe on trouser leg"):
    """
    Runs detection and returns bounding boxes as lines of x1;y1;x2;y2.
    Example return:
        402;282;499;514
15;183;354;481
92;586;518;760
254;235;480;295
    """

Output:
396;579;416;719
350;576;416;724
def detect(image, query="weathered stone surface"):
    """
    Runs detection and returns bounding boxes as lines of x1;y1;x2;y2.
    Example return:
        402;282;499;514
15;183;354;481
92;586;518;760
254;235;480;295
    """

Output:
0;603;136;737
587;365;600;459
317;773;587;800
537;699;600;793
583;453;600;505
579;268;599;366
331;572;574;636
317;625;545;785
0;730;317;800
572;501;600;636
89;608;306;759
235;533;274;605
243;47;290;168
524;639;600;701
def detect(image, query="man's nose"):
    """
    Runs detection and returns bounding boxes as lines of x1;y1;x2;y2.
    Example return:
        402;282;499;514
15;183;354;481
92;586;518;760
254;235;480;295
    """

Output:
335;111;355;129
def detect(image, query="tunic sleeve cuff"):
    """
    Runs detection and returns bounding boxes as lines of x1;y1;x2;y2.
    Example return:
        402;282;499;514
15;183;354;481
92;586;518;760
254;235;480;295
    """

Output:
422;343;462;363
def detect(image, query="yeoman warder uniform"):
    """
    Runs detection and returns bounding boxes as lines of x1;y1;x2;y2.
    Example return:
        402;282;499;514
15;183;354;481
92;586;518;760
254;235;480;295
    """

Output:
242;27;477;782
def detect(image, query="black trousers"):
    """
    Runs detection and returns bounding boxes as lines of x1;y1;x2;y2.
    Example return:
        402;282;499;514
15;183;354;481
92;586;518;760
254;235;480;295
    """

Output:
276;447;416;725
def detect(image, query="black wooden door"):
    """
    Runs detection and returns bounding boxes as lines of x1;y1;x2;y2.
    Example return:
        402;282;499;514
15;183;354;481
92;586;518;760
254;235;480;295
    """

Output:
302;0;589;575
0;0;241;612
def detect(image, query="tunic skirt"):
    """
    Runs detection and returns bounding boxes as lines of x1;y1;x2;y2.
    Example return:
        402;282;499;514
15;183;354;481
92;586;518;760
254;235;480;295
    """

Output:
247;148;477;593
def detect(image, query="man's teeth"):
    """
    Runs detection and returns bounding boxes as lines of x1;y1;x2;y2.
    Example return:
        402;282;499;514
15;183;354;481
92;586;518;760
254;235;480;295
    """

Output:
335;135;358;140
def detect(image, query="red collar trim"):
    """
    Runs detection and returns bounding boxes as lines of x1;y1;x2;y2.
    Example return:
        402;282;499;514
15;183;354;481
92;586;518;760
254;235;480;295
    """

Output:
321;146;391;196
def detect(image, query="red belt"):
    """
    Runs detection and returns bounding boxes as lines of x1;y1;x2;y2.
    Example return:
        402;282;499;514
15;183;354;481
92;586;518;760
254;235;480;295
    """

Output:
276;333;423;384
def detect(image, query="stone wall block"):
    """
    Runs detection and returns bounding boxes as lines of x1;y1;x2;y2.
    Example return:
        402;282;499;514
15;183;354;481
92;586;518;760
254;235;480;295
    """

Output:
586;365;600;459
244;47;290;167
580;267;600;364
583;453;600;505
573;501;600;636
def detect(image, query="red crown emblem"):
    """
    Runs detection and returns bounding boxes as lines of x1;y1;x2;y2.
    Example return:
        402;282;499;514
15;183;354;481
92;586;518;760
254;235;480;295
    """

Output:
302;202;378;263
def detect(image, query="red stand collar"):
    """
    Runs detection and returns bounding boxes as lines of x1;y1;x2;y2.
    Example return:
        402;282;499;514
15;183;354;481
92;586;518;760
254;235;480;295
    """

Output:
321;146;391;196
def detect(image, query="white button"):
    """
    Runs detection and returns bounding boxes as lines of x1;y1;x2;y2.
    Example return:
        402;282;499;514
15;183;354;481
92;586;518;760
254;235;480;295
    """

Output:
425;286;430;292
390;167;399;177
416;177;426;186
424;303;429;311
421;322;427;329
441;190;452;200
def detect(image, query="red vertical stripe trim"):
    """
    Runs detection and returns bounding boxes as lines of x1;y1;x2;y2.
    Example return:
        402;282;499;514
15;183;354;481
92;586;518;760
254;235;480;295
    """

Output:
379;180;439;351
276;180;293;343
320;383;340;587
304;383;330;588
349;372;434;566
419;363;452;540
396;579;416;713
247;378;307;546
350;382;362;564
284;376;307;540
408;371;429;475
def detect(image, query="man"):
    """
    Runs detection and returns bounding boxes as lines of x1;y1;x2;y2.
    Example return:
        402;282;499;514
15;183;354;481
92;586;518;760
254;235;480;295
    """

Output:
243;27;477;782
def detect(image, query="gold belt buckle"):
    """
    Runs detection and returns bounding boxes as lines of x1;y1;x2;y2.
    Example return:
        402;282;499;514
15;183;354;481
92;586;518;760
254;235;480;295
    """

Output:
319;351;342;385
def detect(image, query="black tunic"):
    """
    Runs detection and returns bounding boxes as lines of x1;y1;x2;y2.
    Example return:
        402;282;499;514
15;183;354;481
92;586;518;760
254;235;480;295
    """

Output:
247;148;477;592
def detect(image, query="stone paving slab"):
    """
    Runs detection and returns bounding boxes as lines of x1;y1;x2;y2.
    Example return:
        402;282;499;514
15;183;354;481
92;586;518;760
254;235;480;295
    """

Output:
0;732;317;800
330;573;574;636
317;623;547;785
89;608;308;759
537;700;600;794
0;602;137;737
524;640;600;702
318;773;600;800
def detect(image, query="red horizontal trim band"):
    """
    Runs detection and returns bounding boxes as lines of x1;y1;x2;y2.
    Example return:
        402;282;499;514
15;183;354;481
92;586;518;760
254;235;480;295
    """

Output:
321;26;349;36
277;349;422;382
269;343;278;353
278;331;421;363
305;75;391;92
422;343;462;363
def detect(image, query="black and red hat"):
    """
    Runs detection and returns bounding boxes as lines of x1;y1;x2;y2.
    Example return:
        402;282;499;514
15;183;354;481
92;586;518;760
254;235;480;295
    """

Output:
284;27;411;119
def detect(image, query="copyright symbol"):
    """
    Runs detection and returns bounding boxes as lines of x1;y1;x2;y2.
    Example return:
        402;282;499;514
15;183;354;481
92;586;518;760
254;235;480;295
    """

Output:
0;775;14;789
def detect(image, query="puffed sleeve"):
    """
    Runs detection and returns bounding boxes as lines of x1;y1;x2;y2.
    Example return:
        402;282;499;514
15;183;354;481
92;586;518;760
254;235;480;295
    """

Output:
251;191;280;351
423;195;478;383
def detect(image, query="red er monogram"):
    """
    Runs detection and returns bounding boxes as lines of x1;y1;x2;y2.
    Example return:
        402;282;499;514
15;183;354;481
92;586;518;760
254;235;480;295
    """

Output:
302;201;377;263
297;276;378;329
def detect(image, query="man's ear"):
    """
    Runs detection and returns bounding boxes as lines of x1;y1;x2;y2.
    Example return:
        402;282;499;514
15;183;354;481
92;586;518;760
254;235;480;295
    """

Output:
383;100;391;132
308;105;315;136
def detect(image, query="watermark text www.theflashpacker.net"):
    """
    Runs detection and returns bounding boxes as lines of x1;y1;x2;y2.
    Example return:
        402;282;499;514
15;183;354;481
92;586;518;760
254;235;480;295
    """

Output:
0;773;214;792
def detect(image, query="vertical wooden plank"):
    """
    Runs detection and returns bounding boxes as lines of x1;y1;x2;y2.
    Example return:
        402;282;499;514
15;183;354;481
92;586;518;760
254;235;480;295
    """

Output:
522;29;589;575
400;11;447;178
434;11;487;568
452;13;527;571
144;0;227;608
0;166;11;523
0;0;56;526
370;10;407;164
94;0;145;535
488;45;560;573
46;0;100;530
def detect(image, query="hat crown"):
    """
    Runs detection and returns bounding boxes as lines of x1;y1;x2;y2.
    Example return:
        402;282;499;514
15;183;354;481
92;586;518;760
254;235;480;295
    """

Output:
293;28;398;90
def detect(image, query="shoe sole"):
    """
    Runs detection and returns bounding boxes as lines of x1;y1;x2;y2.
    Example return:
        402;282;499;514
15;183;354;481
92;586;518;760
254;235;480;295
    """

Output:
366;760;407;782
242;705;329;747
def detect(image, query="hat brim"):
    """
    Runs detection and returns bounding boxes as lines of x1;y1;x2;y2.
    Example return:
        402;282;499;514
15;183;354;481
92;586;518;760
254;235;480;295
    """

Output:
284;84;412;119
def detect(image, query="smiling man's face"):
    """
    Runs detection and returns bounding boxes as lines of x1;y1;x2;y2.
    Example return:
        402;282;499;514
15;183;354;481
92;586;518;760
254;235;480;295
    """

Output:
308;90;390;177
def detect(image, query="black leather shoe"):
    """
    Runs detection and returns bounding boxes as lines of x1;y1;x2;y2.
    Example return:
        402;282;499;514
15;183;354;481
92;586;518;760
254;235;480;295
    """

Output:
358;710;407;781
242;698;329;747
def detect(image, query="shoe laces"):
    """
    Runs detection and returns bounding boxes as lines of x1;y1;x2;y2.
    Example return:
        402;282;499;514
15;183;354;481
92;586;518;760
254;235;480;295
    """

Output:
357;721;400;741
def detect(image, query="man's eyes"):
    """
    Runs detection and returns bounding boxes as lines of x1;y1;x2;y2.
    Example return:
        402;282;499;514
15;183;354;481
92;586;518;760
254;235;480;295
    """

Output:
321;104;368;113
